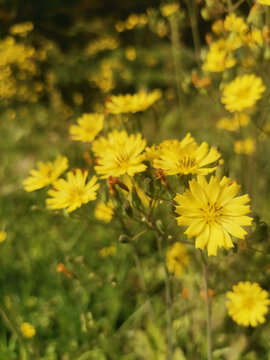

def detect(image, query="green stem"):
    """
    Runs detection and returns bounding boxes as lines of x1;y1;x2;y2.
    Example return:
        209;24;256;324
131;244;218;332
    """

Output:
0;306;30;359
200;253;212;360
185;0;201;70
169;14;183;111
156;235;173;360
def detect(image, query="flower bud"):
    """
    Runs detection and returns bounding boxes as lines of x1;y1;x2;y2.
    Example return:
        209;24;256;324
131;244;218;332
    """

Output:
119;234;130;244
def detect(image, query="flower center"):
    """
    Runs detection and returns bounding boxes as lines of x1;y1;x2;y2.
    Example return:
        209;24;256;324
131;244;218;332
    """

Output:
71;187;84;202
202;201;223;225
177;156;196;173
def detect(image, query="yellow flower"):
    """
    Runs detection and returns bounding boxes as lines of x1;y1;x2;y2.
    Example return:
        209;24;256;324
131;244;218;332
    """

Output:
94;200;114;223
203;40;237;73
23;155;68;192
221;74;265;112
0;231;7;243
69;113;104;143
258;0;270;5
160;3;179;17
166;243;189;277
226;282;270;327
46;169;99;213
153;133;220;176
99;245;117;258
234;138;255;155
174;175;253;256
217;113;250;131
93;130;147;179
224;13;248;35
125;46;137;61
9;22;34;37
105;89;162;114
21;322;36;338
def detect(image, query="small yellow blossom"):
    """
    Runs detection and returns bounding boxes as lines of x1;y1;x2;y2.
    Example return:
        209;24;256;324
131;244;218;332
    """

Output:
224;13;248;35
99;245;117;258
217;113;250;131
174;175;253;256
21;322;36;338
106;89;162;114
234;138;255;155
9;22;34;36
69;113;104;143
23;155;68;192
0;231;7;243
46;169;99;213
153;133;221;176
125;46;137;61
94;200;114;223
93;130;147;178
160;3;179;17
166;243;189;277
221;74;265;112
226;282;270;326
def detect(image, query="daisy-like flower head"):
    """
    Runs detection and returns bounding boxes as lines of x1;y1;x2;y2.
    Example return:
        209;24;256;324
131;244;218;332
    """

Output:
105;89;161;114
221;74;265;113
69;113;104;143
166;242;190;277
23;155;68;192
153;133;221;176
174;175;253;256
46;169;99;213
226;281;270;327
93;130;147;178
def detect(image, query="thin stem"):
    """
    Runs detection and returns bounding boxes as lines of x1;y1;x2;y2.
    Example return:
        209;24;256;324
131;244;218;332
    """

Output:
130;243;155;320
156;235;173;360
0;306;30;359
169;14;183;111
200;253;212;360
185;0;201;70
117;216;154;319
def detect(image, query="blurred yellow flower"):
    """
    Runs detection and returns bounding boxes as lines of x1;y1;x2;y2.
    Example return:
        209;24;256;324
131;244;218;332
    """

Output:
69;113;104;143
153;133;220;176
166;243;189;277
160;3;179;17
258;0;270;5
99;245;116;258
217;113;250;131
46;169;99;213
174;175;253;256
125;46;137;61
93;131;146;178
21;322;36;338
203;40;236;72
226;282;270;326
9;22;34;36
234;138;255;155
221;74;265;112
94;200;114;223
224;13;248;35
0;231;7;243
105;89;161;114
23;155;68;192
